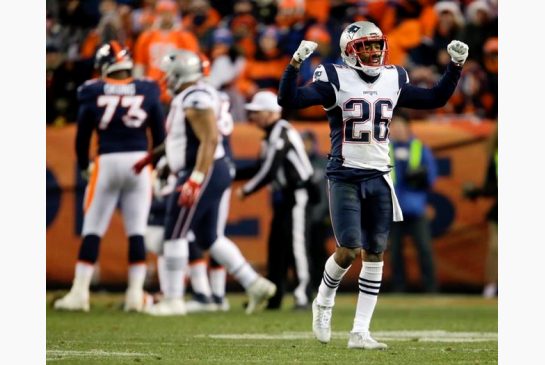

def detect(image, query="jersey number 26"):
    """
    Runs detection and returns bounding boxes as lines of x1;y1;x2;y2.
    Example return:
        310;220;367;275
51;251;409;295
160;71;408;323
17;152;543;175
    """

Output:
343;98;393;143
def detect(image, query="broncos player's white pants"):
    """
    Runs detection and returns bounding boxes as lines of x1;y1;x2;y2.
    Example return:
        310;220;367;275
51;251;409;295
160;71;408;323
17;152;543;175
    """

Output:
82;151;152;237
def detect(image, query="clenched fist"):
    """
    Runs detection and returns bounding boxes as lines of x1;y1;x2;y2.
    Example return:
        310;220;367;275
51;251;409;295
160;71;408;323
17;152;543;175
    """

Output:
447;40;469;66
293;40;318;63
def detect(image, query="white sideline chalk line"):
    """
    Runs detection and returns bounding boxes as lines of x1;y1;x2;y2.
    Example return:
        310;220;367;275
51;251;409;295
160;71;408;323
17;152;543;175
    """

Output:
46;349;157;361
197;330;497;343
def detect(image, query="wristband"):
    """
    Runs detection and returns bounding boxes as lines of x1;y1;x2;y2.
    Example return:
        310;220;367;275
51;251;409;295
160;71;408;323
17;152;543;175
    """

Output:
189;170;205;184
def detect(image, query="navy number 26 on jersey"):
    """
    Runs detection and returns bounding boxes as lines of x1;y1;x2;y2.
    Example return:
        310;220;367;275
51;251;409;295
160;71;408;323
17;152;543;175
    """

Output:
343;98;393;143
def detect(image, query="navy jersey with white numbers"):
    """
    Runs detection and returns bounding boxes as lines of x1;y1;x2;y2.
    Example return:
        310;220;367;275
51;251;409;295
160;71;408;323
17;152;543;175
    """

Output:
75;78;166;170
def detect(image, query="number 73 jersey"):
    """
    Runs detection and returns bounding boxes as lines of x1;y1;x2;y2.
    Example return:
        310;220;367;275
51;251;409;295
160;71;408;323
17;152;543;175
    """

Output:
314;63;408;172
76;77;165;156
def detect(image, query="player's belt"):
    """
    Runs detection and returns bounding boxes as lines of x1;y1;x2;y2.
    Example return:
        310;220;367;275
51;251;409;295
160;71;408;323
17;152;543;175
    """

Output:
327;154;345;163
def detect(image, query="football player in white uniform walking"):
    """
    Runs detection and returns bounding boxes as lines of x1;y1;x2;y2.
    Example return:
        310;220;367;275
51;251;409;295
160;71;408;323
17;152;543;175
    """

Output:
134;50;276;315
278;21;468;349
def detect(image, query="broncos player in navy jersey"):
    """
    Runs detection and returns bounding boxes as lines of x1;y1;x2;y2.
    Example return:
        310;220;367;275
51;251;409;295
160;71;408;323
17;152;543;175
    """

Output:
54;41;166;313
278;21;468;349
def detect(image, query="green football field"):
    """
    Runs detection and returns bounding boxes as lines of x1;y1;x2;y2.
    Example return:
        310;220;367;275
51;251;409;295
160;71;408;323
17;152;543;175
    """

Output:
47;292;497;364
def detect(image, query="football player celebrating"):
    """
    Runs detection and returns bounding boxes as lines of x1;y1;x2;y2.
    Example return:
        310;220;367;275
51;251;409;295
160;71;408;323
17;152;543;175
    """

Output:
54;41;166;312
135;50;276;315
278;21;468;349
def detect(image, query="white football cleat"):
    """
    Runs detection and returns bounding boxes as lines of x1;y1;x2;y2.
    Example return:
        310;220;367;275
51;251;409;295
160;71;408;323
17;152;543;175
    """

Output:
245;277;276;314
53;290;90;312
347;332;388;350
185;297;218;313
312;299;332;343
124;289;153;312
213;296;230;312
145;298;187;316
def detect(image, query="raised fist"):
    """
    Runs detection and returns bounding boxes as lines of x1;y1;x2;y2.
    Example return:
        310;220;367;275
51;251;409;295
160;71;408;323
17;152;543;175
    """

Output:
293;40;318;63
447;40;469;66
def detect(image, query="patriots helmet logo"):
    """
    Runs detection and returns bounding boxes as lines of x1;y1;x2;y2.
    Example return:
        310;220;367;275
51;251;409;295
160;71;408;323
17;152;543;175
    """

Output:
346;25;361;39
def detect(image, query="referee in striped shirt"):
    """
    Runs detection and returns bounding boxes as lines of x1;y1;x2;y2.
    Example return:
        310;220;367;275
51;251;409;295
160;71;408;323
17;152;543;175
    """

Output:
236;91;314;310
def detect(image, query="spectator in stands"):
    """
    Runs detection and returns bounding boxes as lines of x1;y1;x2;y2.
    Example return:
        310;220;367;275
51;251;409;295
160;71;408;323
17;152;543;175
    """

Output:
410;1;464;71
462;123;498;298
237;26;290;98
182;0;221;55
133;0;199;104
208;28;247;122
461;0;497;65
131;0;157;37
377;0;426;66
482;37;498;119
388;111;438;293
450;60;489;118
223;0;258;59
46;44;86;125
80;0;133;61
275;0;309;57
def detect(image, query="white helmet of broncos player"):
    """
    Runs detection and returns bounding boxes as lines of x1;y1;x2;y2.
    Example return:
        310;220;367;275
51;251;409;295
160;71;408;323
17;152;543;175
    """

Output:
339;21;389;77
160;50;203;94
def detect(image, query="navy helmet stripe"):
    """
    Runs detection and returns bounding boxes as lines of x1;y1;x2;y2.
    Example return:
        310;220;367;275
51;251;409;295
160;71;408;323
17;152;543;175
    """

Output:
182;88;212;103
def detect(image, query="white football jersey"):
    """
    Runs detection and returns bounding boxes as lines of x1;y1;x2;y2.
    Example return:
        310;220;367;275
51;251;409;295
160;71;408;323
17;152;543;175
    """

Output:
313;63;408;172
165;81;226;173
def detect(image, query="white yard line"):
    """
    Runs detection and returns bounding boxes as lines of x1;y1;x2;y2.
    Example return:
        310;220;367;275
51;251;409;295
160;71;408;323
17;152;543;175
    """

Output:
196;330;497;343
46;349;158;361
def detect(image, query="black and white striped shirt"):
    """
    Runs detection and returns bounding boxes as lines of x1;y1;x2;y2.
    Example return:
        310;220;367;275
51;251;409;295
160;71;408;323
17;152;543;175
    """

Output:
238;119;314;196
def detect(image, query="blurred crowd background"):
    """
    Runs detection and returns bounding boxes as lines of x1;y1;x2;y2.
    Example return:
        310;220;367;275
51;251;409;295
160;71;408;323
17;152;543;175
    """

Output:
46;0;498;125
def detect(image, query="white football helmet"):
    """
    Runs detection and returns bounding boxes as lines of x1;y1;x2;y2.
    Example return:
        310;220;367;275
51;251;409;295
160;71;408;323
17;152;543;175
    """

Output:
339;21;389;77
160;49;203;94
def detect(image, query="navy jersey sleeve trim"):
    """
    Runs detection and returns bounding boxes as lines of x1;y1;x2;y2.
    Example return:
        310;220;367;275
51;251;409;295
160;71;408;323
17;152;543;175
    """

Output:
323;64;340;91
395;65;408;90
182;88;212;103
278;64;335;109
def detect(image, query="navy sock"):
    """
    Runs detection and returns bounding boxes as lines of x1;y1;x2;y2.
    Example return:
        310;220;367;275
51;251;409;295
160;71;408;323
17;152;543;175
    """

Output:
78;234;101;263
128;235;146;264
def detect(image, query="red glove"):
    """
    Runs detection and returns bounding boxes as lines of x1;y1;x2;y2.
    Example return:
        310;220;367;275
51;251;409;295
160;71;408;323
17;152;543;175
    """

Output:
133;153;153;174
177;171;205;207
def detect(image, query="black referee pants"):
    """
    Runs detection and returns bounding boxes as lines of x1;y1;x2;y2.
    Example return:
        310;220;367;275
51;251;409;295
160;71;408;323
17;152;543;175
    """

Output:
266;188;311;309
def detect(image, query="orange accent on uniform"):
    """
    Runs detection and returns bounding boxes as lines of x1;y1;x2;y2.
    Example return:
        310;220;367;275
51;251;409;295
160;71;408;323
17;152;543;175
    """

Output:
77;260;95;266
80;32;134;60
84;158;100;213
134;28;200;103
210;266;226;272
110;40;123;61
104;77;134;85
189;258;207;266
129;261;147;267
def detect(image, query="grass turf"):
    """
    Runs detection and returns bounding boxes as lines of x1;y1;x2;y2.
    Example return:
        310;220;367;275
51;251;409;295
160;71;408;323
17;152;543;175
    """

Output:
47;292;497;364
